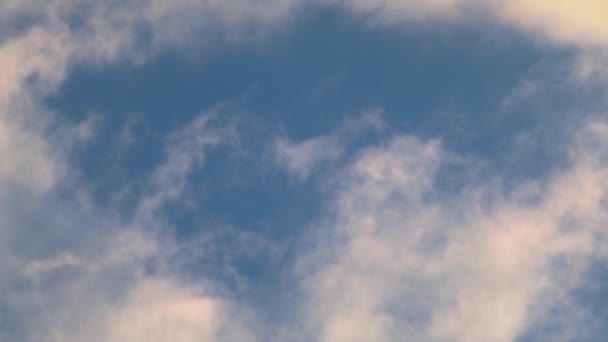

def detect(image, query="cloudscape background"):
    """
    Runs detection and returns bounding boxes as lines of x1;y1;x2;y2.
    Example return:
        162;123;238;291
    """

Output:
3;1;608;341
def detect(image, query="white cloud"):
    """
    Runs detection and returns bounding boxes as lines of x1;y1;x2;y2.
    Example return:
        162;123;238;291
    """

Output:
497;0;608;48
0;111;257;342
0;2;286;339
274;135;344;181
272;111;384;181
24;251;81;276
26;234;257;342
100;279;224;342
0;0;304;195
338;0;608;49
296;121;608;342
0;116;57;191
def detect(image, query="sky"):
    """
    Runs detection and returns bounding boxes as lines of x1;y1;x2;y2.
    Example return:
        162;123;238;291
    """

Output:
2;1;608;341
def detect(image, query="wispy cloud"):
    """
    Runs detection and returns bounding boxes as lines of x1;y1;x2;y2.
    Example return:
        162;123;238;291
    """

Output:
273;134;344;181
292;119;608;341
272;111;384;181
0;111;257;341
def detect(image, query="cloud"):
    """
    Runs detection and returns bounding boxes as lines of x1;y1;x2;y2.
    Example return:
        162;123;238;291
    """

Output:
0;111;258;341
336;0;465;23
3;0;606;107
338;0;608;49
497;0;608;48
2;1;608;341
0;0;307;195
295;120;608;341
24;251;81;276
133;112;226;222
99;279;229;342
0;2;295;340
273;135;344;181
272;111;384;181
2;0;608;109
26;235;257;342
0;116;57;191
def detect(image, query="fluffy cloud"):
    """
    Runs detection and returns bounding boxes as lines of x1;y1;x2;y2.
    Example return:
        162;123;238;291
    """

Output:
296;121;608;341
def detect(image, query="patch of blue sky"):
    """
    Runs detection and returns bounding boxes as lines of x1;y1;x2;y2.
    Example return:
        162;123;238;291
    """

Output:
42;9;593;332
45;7;554;220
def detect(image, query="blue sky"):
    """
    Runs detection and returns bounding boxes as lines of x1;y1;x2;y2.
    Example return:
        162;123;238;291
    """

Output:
3;1;608;341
